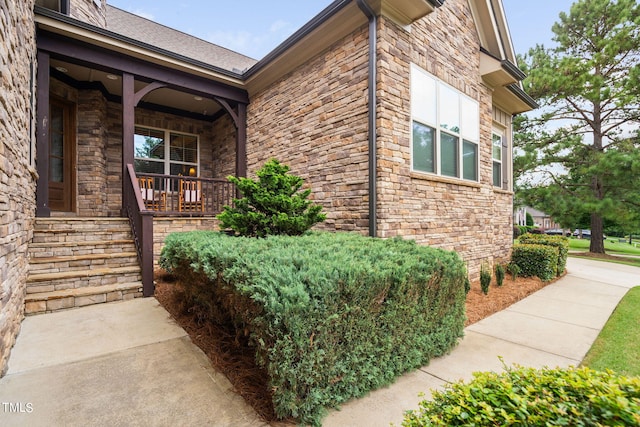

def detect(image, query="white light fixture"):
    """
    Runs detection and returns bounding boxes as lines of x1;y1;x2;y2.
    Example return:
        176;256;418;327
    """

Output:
55;66;68;73
193;96;203;101
106;74;118;80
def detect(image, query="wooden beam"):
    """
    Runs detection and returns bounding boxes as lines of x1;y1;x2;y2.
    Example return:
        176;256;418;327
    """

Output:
122;73;135;215
37;31;249;104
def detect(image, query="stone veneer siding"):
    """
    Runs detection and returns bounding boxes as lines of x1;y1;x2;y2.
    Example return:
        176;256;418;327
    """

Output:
375;0;513;277
247;27;370;232
0;0;37;376
248;0;513;277
153;217;220;267
70;0;107;28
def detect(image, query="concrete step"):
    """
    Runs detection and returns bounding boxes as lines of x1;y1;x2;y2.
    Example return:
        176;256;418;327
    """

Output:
28;252;139;275
25;282;144;315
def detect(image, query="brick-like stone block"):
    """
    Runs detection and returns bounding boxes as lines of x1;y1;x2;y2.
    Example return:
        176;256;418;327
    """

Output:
46;297;75;312
75;294;107;307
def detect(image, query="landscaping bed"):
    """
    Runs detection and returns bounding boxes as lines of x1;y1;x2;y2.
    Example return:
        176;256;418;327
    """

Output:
158;231;468;425
155;237;557;424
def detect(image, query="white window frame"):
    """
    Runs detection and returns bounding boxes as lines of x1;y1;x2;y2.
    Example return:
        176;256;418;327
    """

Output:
492;126;510;190
134;125;200;177
410;64;479;182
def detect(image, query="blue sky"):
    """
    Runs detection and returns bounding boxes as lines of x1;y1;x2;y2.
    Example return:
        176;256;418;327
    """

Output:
107;0;577;60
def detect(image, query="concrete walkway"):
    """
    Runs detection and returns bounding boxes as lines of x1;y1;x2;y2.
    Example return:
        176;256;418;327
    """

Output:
1;258;637;426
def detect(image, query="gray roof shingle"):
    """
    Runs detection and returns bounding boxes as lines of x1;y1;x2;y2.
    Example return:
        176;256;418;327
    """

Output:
106;5;257;74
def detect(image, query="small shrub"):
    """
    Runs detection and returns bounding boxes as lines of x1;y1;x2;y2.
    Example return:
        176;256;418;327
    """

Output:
480;263;491;295
511;243;559;281
519;233;569;276
506;262;520;281
464;276;471;295
402;365;640;426
495;264;505;287
512;226;522;239
217;158;326;237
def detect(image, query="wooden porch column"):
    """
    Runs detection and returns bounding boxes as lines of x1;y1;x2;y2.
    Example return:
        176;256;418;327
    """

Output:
236;103;247;178
121;72;135;216
35;50;51;217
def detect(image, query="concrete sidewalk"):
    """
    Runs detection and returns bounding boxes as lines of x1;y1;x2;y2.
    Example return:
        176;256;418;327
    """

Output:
0;258;637;426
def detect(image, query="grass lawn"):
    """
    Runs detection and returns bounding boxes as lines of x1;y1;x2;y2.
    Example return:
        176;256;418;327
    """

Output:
568;238;640;256
581;286;640;377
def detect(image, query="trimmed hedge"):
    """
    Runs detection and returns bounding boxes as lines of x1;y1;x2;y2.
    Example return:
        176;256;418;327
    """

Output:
160;231;467;426
519;233;569;276
402;365;640;426
511;243;559;281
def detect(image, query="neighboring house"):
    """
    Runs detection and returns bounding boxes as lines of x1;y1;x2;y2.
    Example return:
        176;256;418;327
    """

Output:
0;0;535;374
514;206;560;230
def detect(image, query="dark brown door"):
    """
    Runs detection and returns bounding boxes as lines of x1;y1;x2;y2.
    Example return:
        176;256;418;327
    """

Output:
48;98;75;212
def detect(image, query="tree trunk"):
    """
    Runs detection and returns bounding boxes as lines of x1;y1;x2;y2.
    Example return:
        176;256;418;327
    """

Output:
589;212;605;253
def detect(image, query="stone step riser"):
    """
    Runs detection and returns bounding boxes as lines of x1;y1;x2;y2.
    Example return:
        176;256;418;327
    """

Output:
31;232;134;244
28;256;140;275
27;271;143;294
25;284;143;315
29;243;136;258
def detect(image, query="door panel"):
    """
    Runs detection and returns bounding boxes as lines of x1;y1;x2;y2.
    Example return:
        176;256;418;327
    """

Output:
48;98;75;212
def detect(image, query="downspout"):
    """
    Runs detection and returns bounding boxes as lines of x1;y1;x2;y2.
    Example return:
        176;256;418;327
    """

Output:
356;0;377;238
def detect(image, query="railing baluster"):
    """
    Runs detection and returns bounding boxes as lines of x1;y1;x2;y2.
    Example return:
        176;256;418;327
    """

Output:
134;172;234;216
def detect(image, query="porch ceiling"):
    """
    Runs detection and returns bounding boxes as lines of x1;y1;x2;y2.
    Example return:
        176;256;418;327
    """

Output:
50;58;223;117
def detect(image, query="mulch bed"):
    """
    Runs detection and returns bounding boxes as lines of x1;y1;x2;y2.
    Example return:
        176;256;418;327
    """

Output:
154;270;558;424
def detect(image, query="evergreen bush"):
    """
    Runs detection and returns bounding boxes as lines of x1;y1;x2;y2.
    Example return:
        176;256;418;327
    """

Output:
495;264;505;287
506;262;520;281
519;233;569;276
511;243;559;281
480;263;491;295
402;365;640;426
160;231;467;426
217;159;326;237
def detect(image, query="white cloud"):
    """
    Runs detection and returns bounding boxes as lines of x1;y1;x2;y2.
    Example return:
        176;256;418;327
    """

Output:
270;19;292;33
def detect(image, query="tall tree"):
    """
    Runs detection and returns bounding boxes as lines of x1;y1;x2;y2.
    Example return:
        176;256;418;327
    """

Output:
516;0;640;253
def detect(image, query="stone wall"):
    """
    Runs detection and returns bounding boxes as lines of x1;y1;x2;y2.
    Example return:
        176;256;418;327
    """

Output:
375;0;513;277
247;27;370;232
77;89;109;216
0;0;37;376
153;217;220;267
247;0;513;277
70;0;107;28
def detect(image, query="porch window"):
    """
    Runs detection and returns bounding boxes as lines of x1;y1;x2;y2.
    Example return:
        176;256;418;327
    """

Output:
134;126;199;177
411;64;479;181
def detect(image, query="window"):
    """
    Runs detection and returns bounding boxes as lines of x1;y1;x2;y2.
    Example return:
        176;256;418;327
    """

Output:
492;128;508;189
36;0;70;14
411;65;479;181
134;126;199;177
492;132;502;187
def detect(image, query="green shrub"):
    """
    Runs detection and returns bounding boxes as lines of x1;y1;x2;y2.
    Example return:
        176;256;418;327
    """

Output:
160;231;467;426
217;159;326;237
519;233;569;276
506;262;520;281
402;365;640;426
511;243;559;281
480;263;491;295
494;264;505;287
464;276;471;295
